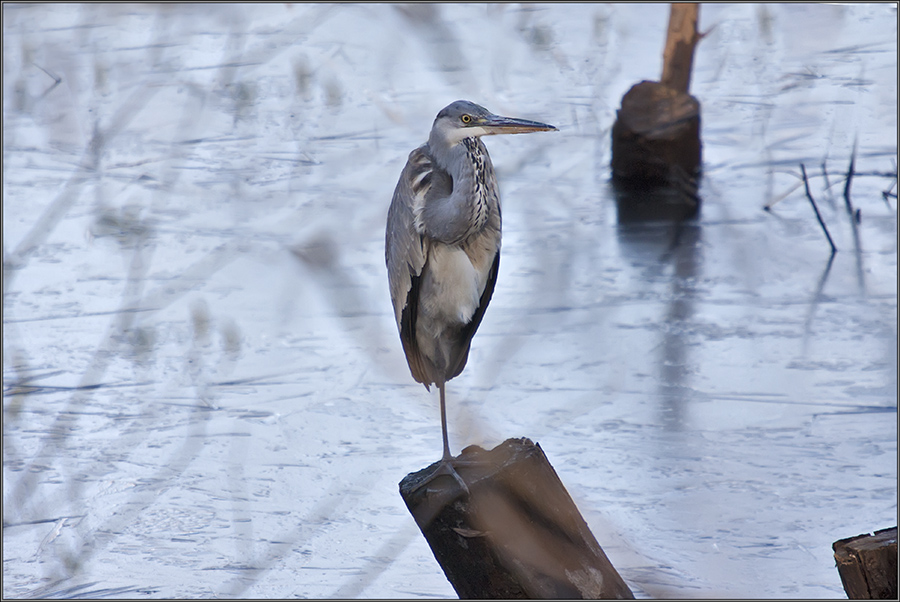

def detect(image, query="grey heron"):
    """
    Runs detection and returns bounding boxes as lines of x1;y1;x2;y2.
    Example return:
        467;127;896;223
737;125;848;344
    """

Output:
385;100;556;491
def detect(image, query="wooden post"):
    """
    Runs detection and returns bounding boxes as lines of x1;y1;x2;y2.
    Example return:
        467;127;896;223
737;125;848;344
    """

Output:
399;438;634;599
610;81;701;183
661;4;701;94
611;3;702;195
833;527;898;599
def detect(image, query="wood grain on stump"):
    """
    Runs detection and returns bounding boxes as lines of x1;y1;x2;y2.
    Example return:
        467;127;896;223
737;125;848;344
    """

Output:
611;80;701;185
400;438;634;600
834;527;898;599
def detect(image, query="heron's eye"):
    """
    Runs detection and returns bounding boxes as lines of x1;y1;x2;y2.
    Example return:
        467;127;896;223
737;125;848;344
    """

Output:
461;114;471;124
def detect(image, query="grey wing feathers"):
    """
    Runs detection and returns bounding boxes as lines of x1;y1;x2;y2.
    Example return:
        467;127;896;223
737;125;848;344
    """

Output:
386;146;441;385
386;146;430;327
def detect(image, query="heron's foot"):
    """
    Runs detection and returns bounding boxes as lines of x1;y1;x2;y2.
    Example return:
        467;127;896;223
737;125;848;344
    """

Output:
410;457;470;497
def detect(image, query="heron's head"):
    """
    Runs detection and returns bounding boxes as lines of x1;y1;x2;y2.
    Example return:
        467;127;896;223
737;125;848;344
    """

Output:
429;100;556;148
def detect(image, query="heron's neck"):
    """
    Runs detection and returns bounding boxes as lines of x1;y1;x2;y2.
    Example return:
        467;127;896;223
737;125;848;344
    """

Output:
461;138;491;235
421;137;496;245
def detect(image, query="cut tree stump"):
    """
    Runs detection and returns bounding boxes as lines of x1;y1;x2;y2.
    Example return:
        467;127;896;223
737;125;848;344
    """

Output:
611;79;701;185
399;437;634;600
611;3;702;201
833;527;898;599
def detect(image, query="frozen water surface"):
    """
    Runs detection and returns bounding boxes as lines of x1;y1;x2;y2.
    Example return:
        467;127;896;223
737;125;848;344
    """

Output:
3;3;897;599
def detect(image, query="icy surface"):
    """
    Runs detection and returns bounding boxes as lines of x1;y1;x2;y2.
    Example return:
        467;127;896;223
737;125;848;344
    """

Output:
3;3;897;598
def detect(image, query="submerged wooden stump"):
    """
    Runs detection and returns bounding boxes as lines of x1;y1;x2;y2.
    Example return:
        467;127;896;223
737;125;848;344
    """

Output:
611;4;702;199
611;80;701;185
833;527;898;599
399;437;634;599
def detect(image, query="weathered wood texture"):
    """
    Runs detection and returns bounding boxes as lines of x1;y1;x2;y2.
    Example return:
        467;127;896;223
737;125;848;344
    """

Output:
399;437;634;600
661;3;701;94
833;527;898;599
611;80;701;185
611;3;702;189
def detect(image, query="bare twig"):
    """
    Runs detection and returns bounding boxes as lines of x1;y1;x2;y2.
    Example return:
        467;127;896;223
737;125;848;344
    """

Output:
801;164;837;255
821;160;831;195
764;180;803;211
765;166;897;211
882;160;897;206
842;138;857;214
33;63;62;100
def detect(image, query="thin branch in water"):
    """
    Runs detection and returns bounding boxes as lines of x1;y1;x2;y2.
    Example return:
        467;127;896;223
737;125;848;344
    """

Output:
33;63;62;100
842;137;856;215
765;158;897;212
763;180;803;211
801;163;837;255
883;159;897;206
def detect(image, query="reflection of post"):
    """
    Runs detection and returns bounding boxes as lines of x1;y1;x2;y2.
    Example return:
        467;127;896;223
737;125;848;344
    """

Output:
659;223;701;430
400;438;635;599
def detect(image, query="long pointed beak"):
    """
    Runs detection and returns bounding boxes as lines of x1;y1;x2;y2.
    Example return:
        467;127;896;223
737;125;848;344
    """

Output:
477;114;557;135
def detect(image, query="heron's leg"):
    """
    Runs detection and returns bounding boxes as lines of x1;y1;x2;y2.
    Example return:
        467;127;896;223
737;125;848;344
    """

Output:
439;382;452;462
410;384;469;495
